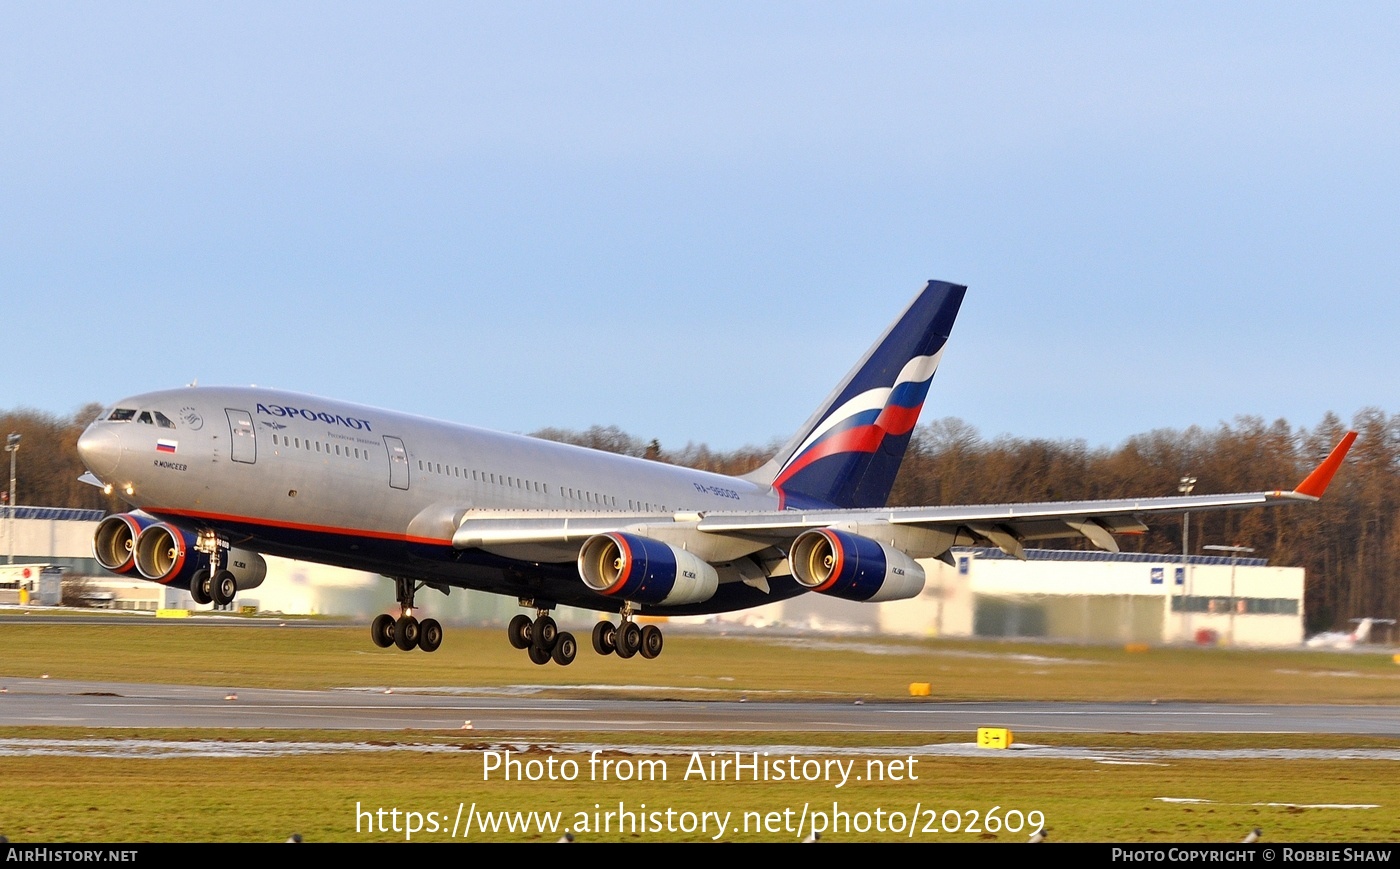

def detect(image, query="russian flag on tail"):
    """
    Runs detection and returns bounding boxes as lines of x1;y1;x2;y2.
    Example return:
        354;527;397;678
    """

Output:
748;280;966;510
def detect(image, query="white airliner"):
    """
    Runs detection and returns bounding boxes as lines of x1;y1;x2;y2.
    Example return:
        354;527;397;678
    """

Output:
76;280;1356;665
1304;618;1394;649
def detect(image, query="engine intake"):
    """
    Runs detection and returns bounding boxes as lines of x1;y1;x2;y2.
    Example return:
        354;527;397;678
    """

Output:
93;513;154;574
790;528;925;602
578;532;718;607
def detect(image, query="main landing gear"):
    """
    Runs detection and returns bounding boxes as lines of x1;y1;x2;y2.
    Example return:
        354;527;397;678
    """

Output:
503;601;663;665
508;603;578;666
591;611;663;660
370;577;442;653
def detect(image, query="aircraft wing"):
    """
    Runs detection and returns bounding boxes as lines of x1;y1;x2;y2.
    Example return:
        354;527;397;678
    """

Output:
454;431;1357;565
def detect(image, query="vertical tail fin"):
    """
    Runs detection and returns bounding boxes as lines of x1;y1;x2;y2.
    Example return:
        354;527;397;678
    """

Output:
744;280;966;508
1352;618;1374;644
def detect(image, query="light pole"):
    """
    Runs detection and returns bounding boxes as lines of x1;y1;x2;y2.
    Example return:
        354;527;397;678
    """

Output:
1178;475;1196;640
1204;543;1255;646
5;433;20;565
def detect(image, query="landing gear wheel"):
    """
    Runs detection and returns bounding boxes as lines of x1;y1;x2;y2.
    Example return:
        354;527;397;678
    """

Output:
189;569;212;606
552;632;577;666
418;618;443;653
394;615;420;651
211;570;238;607
507;614;532;650
533;615;557;651
527;644;551;665
616;621;641;659
592;621;617;655
640;624;663;659
371;613;395;648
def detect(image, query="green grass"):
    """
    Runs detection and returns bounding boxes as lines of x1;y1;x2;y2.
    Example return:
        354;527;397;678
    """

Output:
0;735;1395;842
2;728;1397;751
0;622;1396;702
0;622;1395;842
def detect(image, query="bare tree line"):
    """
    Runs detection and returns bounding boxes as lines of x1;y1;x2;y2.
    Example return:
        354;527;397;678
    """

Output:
0;404;124;513
4;405;1390;632
881;411;1397;633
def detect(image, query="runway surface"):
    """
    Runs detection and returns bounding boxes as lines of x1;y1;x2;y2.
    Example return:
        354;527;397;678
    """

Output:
1;677;1396;735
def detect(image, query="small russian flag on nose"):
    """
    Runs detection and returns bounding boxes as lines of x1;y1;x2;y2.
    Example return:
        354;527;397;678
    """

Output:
156;439;178;454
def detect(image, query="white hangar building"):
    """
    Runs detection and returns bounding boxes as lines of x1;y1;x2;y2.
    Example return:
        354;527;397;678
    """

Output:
764;547;1305;647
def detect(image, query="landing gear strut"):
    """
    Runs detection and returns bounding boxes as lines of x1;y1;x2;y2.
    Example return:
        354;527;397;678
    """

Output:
510;600;576;666
189;533;233;608
370;577;442;653
592;605;663;660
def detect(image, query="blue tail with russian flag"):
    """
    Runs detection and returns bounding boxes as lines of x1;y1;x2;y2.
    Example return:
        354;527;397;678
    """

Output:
744;280;966;509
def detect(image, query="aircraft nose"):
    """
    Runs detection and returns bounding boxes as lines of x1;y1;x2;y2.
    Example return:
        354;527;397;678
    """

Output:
77;425;122;479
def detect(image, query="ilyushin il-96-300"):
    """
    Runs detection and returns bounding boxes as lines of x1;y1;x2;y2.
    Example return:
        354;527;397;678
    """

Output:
77;280;1355;665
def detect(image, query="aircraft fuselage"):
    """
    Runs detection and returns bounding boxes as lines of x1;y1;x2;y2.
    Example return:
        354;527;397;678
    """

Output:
77;386;800;614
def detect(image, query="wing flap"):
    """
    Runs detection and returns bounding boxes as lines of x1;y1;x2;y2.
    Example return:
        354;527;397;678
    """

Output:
452;512;659;549
452;510;774;563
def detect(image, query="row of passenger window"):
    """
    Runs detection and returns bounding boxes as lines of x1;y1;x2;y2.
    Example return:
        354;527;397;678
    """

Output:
418;459;549;494
270;433;372;461
415;457;667;512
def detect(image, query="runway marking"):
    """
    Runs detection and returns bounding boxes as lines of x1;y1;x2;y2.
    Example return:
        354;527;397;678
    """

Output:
886;709;1271;716
1156;797;1382;809
335;684;797;696
1;737;1397;763
1255;802;1381;809
80;703;597;712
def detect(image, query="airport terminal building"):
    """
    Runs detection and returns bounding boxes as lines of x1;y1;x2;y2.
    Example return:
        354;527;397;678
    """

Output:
1;508;1305;646
711;548;1304;647
890;548;1303;647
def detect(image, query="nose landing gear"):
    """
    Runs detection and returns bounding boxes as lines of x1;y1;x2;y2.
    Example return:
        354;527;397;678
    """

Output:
190;569;213;606
212;570;238;607
188;534;239;609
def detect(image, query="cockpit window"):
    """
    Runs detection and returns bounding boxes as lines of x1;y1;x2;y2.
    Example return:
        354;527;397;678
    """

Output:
152;411;176;429
107;409;136;422
137;411;154;425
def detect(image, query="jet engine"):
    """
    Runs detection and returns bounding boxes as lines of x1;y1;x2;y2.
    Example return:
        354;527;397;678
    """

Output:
131;522;267;591
578;532;719;606
790;528;926;602
92;512;156;575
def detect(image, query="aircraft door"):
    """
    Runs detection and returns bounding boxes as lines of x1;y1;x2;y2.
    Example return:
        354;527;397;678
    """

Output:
226;409;257;464
383;436;409;490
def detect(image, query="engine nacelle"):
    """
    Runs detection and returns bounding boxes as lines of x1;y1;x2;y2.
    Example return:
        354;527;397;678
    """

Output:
222;548;268;592
93;512;156;575
578;532;719;607
790;528;926;602
132;522;267;591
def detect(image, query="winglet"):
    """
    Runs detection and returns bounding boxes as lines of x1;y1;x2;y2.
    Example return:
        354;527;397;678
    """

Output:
1292;431;1358;498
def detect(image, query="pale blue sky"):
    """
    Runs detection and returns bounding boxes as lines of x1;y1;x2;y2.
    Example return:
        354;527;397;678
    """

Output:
4;3;1397;451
